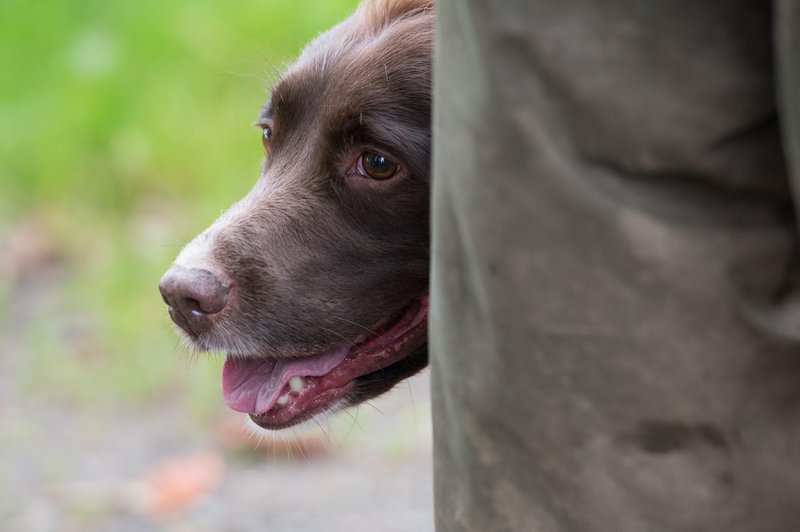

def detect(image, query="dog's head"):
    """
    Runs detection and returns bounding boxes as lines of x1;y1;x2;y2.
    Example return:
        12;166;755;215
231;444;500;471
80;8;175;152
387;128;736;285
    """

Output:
159;0;433;429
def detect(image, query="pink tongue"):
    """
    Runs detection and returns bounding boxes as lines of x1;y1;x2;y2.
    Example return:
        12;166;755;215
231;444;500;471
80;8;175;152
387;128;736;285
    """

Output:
221;346;350;414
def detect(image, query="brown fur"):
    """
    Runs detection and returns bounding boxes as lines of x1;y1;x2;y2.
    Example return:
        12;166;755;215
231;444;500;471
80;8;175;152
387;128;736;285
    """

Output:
163;1;433;408
355;0;434;31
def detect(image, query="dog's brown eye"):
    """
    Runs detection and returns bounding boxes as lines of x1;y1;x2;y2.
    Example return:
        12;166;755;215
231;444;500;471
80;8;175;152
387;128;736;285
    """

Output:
359;152;398;180
261;126;272;148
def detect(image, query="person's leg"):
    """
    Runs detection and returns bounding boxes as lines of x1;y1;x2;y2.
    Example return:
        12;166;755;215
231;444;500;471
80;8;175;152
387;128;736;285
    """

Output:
777;0;800;204
431;1;800;530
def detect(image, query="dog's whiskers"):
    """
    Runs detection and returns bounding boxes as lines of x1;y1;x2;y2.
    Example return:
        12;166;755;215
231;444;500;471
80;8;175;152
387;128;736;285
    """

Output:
364;400;385;417
330;316;380;337
319;326;357;348
312;417;332;446
343;406;365;439
290;428;311;462
407;380;419;439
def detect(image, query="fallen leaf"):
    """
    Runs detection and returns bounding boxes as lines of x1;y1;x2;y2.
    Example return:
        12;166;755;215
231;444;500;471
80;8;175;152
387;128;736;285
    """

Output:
140;451;224;517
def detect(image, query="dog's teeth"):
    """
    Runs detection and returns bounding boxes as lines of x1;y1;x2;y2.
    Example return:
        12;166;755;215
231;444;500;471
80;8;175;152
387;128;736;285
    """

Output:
289;376;305;392
276;393;290;406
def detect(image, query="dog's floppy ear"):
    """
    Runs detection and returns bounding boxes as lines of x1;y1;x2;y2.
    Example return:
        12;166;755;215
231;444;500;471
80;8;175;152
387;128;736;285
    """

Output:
356;0;434;30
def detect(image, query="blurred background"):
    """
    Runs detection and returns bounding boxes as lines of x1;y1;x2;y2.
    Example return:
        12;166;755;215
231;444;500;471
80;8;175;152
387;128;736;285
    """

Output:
0;1;433;530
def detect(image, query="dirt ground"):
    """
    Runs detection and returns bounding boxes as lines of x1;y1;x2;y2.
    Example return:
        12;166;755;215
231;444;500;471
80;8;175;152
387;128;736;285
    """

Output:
0;369;433;532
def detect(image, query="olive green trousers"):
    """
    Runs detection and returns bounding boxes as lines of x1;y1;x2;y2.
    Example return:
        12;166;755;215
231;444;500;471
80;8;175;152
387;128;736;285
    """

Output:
431;1;800;530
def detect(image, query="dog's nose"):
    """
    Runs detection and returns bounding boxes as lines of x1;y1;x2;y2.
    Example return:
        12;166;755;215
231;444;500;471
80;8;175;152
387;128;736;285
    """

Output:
159;265;230;334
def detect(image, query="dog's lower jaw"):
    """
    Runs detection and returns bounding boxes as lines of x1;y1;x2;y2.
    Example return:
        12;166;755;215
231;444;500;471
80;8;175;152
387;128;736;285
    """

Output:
347;343;429;404
249;343;429;430
225;296;429;430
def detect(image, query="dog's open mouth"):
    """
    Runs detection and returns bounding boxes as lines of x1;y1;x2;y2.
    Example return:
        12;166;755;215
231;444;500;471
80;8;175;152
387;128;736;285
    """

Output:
221;295;428;429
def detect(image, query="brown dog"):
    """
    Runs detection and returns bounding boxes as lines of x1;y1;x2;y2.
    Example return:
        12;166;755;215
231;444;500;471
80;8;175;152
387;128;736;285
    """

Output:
159;0;433;430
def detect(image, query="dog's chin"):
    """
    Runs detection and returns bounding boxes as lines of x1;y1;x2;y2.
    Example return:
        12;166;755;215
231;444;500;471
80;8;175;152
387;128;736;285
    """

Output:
219;295;429;430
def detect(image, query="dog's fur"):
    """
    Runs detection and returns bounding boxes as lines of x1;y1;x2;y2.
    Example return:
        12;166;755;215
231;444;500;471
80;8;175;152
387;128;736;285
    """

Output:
162;0;433;426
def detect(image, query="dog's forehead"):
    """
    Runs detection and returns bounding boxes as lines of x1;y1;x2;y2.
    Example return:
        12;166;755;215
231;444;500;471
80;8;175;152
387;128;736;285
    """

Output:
269;7;432;114
264;0;435;112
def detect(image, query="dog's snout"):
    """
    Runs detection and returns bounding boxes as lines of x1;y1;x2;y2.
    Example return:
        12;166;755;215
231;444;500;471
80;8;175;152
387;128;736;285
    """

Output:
159;265;230;334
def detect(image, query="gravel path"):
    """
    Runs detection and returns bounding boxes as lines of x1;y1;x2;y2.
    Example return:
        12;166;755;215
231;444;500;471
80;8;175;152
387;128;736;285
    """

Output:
0;372;433;532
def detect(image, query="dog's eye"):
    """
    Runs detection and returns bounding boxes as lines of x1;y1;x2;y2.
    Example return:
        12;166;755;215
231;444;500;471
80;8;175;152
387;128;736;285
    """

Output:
261;126;272;148
358;152;399;180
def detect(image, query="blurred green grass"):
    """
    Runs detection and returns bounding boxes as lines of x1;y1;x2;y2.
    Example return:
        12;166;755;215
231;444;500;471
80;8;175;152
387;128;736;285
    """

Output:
0;0;359;420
